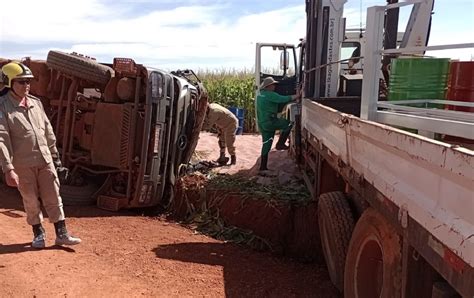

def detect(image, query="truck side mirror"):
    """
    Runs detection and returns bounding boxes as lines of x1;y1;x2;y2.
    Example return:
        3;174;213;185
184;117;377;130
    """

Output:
280;51;289;70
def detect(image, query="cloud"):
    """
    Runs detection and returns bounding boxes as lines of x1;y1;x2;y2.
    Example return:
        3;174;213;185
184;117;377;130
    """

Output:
0;0;305;69
1;2;221;43
1;0;472;70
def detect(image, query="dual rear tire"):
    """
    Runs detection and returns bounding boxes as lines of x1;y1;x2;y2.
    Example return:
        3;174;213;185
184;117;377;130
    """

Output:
318;192;402;297
318;191;355;291
344;209;402;298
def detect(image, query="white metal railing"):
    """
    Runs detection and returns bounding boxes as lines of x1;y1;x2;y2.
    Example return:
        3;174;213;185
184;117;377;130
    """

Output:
382;43;474;55
360;2;474;140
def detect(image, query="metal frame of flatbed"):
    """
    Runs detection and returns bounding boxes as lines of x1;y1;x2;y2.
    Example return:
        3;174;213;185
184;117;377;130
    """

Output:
361;1;474;139
288;0;473;294
301;98;473;296
347;3;474;292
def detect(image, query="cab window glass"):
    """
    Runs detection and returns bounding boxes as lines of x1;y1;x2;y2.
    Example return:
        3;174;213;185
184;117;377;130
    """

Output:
341;42;361;61
260;46;296;76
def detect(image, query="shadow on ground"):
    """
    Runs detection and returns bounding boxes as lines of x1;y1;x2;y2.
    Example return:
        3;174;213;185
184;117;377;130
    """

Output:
0;184;136;219
154;242;340;298
0;242;75;255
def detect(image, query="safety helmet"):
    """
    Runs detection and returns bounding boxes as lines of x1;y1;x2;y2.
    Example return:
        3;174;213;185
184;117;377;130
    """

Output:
1;62;34;88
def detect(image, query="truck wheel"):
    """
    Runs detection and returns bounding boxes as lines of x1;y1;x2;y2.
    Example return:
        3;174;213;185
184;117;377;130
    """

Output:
344;208;402;298
318;191;355;292
46;50;114;86
60;183;100;206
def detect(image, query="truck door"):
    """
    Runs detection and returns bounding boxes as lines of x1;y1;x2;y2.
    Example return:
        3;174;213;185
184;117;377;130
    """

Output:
255;43;298;97
255;43;298;121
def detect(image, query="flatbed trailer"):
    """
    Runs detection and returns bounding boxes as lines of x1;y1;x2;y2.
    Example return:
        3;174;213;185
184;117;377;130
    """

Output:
298;1;474;295
301;98;473;297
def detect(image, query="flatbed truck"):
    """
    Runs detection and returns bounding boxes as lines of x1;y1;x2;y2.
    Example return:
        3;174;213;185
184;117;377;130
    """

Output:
255;0;473;296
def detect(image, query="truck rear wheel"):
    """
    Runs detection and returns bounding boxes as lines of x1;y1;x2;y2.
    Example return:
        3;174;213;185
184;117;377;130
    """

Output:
60;183;100;206
318;191;355;292
344;208;402;298
46;50;114;86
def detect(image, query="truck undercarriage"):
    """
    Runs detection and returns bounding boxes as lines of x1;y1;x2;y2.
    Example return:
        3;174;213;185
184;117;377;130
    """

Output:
1;51;208;211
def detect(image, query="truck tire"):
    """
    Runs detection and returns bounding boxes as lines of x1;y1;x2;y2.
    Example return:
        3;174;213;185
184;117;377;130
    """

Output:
46;50;114;86
60;183;99;206
344;208;402;298
318;191;355;292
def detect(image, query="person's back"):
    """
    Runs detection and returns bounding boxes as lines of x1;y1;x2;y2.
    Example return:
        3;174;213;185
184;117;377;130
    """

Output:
203;103;238;166
207;103;238;129
256;89;289;131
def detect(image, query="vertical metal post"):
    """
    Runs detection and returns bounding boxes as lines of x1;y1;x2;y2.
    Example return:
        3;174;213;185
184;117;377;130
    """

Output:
360;6;385;120
55;77;67;134
255;44;262;91
255;44;262;133
382;0;399;86
61;78;78;166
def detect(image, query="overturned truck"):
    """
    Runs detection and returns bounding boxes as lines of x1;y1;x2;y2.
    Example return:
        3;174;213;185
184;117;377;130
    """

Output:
1;51;208;211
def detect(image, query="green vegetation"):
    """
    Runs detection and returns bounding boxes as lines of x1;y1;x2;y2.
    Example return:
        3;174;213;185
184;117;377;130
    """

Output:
208;173;311;205
177;172;311;252
197;69;257;133
188;208;273;251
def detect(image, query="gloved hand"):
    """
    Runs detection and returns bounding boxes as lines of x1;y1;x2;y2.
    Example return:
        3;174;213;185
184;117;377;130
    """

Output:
57;167;69;184
52;154;62;169
52;153;69;184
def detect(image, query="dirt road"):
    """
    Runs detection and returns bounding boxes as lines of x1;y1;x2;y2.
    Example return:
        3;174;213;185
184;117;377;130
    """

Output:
0;133;339;297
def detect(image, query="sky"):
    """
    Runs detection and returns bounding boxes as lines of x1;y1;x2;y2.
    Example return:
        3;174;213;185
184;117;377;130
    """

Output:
0;0;473;71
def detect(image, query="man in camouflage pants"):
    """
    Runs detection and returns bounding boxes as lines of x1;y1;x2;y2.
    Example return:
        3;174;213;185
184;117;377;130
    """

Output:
202;103;239;166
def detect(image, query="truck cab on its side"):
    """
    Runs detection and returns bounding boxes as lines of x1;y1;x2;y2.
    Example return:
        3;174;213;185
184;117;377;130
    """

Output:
1;52;207;211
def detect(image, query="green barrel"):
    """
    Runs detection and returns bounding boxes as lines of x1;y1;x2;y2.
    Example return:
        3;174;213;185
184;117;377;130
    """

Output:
388;58;450;107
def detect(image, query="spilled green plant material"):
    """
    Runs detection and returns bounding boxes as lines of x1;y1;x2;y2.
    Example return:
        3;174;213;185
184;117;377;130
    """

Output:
207;173;311;205
176;175;273;251
187;210;273;251
176;162;311;251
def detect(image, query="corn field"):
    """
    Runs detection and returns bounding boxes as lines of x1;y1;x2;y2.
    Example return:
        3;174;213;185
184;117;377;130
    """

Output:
197;69;257;133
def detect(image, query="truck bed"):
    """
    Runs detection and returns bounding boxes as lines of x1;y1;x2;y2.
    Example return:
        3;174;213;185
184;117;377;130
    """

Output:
301;98;474;268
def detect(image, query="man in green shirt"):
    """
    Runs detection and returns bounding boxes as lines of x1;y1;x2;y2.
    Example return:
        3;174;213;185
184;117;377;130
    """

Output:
256;77;300;171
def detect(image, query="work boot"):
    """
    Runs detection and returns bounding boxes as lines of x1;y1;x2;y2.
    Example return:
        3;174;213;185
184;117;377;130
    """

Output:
275;143;289;150
275;129;292;150
32;224;46;249
259;154;269;171
230;155;237;165
54;220;81;246
216;152;229;166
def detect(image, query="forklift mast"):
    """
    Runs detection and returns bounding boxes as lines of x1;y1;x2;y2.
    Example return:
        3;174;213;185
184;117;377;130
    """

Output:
304;0;346;99
304;0;434;100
